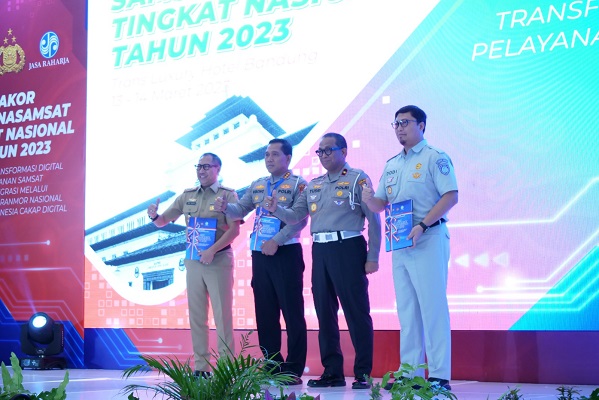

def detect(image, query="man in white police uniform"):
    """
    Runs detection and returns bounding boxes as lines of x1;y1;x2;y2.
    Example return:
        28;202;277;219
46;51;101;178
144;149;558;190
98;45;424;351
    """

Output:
363;105;458;391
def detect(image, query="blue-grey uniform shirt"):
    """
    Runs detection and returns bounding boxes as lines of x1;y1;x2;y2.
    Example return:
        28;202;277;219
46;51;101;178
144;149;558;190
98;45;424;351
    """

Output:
374;139;458;223
273;163;382;262
225;171;308;245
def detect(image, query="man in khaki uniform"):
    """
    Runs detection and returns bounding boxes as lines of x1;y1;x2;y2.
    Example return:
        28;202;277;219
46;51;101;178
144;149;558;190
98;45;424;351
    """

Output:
147;152;240;376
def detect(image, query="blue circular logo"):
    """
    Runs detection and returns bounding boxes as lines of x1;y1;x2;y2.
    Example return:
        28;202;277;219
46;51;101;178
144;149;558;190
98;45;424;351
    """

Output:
40;31;59;59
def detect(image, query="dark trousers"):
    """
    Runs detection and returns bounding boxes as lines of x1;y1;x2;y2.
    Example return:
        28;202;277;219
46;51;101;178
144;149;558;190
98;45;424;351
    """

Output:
251;243;307;376
312;236;373;378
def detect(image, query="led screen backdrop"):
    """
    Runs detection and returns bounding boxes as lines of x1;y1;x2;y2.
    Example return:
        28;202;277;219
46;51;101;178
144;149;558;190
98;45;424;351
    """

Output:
0;0;87;365
86;0;599;330
83;0;599;333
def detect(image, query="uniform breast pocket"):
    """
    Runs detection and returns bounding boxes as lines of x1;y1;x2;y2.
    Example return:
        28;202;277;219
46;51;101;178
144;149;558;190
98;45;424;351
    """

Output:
307;190;322;214
252;192;266;206
385;175;398;192
276;195;293;208
332;189;350;207
407;171;427;183
183;202;200;215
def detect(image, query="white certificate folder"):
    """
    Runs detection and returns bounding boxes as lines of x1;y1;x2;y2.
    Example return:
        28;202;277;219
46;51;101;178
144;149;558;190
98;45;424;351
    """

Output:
384;199;413;251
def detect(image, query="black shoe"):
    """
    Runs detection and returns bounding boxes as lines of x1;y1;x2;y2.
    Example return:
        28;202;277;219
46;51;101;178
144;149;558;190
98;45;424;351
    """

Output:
194;370;212;379
428;377;451;390
307;373;346;387
352;376;371;390
288;376;303;386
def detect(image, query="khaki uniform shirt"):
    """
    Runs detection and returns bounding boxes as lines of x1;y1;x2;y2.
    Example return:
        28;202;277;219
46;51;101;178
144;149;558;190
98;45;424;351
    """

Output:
162;181;238;243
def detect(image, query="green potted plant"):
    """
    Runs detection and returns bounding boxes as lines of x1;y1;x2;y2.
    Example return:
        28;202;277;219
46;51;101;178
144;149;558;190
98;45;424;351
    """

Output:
1;352;69;400
121;331;297;400
374;363;457;400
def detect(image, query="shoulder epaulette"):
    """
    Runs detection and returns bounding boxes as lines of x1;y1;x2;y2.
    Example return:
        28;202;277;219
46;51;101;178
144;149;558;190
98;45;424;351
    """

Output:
219;185;236;192
386;153;402;162
312;174;326;182
347;167;365;176
425;144;446;155
184;186;200;192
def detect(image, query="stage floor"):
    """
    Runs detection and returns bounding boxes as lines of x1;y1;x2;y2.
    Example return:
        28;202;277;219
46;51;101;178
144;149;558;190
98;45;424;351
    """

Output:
14;368;598;399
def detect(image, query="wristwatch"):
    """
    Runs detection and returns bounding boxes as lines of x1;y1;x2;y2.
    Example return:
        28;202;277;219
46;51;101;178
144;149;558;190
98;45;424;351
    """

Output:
149;214;159;222
418;221;429;233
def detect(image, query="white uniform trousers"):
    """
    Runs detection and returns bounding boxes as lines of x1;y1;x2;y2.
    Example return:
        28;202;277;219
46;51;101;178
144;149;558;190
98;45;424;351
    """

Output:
391;224;451;380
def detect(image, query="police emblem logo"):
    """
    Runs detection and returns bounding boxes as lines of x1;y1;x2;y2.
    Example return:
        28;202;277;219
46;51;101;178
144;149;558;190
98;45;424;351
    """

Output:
310;203;317;212
336;190;343;196
416;163;422;170
310;194;317;200
0;29;26;75
387;186;392;194
254;195;259;201
436;159;451;176
412;172;421;179
333;200;344;206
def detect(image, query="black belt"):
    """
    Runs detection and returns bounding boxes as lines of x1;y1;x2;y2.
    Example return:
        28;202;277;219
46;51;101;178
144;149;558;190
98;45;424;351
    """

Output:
217;244;231;253
428;218;447;228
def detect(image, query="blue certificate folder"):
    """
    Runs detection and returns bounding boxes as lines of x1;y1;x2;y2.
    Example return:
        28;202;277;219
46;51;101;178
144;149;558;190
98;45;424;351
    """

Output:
384;199;413;251
186;217;217;260
250;215;281;251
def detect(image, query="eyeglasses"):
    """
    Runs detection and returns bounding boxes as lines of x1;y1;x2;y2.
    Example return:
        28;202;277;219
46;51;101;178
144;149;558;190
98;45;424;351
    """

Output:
195;164;218;170
391;119;417;129
315;147;342;157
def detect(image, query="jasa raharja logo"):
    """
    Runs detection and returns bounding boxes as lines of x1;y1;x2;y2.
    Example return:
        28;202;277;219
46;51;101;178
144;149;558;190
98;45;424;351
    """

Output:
0;28;26;75
40;31;59;58
28;30;70;71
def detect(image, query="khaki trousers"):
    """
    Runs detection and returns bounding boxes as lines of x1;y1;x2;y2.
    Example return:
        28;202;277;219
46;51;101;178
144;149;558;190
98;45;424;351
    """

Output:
185;249;235;371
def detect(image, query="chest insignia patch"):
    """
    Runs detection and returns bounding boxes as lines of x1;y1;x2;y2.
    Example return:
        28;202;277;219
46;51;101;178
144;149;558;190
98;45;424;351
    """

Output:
387;186;393;194
415;163;422;170
334;200;344;206
412;172;421;179
310;203;317;212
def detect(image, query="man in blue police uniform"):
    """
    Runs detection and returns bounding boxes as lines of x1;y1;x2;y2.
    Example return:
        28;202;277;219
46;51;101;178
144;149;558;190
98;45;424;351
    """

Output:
363;105;458;390
264;133;381;390
213;138;308;385
147;153;240;378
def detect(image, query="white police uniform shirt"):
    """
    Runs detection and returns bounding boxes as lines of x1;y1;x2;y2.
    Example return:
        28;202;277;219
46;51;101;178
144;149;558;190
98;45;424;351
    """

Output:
375;139;457;223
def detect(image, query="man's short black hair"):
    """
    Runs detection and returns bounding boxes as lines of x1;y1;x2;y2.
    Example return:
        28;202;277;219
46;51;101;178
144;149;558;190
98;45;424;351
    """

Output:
268;138;292;156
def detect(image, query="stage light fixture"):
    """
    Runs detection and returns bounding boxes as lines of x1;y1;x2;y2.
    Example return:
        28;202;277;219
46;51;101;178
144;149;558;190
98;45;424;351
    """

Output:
19;312;67;370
